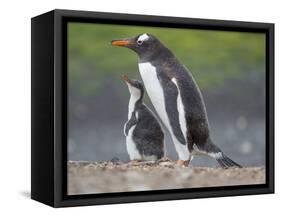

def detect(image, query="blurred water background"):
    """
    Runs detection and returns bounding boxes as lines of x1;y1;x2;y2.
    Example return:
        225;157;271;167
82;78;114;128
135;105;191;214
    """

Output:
67;23;265;167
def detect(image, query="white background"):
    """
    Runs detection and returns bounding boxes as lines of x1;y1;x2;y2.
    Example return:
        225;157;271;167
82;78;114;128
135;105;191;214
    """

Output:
0;0;279;215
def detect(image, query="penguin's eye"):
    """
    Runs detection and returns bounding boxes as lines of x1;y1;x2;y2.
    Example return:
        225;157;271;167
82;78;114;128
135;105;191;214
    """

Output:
137;40;143;45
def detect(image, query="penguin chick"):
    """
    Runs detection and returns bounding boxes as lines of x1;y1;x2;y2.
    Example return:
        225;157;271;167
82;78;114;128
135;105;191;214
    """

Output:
122;74;165;161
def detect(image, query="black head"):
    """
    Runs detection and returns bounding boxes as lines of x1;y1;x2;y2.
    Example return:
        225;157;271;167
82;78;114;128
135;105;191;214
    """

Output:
112;34;167;62
122;74;144;100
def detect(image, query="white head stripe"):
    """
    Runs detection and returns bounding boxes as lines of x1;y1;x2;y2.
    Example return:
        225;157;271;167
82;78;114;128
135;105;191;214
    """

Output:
138;33;149;42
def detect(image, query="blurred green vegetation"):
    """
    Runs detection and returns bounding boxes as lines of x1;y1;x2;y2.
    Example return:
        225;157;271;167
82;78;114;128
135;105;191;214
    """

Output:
68;22;265;97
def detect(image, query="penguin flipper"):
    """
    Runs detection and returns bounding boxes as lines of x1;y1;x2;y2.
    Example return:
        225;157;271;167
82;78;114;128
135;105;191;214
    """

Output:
158;74;186;145
124;112;137;136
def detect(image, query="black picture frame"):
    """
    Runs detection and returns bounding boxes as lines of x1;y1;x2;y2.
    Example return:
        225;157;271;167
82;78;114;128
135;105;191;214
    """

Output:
31;9;274;207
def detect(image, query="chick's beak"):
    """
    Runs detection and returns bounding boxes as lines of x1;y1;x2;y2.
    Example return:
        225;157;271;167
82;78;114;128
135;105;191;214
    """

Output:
122;74;132;85
111;39;133;47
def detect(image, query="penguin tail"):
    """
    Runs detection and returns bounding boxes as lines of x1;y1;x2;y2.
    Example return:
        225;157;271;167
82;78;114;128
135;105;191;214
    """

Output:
197;138;242;168
212;152;242;168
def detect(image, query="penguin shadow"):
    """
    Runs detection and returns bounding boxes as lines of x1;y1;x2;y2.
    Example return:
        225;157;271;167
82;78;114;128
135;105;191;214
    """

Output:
19;190;31;199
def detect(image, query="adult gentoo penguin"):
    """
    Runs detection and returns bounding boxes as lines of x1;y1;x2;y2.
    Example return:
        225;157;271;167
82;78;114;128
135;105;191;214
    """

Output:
122;74;165;161
112;34;241;168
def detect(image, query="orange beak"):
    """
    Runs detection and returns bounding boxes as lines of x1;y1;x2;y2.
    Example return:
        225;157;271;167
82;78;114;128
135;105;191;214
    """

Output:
111;39;133;47
122;74;132;85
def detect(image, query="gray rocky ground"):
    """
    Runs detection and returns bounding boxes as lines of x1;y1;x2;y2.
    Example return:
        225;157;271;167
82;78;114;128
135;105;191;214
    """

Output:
68;159;265;195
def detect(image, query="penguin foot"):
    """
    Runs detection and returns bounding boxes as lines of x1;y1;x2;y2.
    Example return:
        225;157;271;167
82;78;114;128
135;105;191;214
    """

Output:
176;160;190;167
129;160;142;165
157;157;172;163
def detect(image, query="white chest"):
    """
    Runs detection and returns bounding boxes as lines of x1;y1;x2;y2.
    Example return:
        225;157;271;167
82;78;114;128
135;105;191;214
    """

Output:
126;125;142;160
138;62;171;131
128;96;138;119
